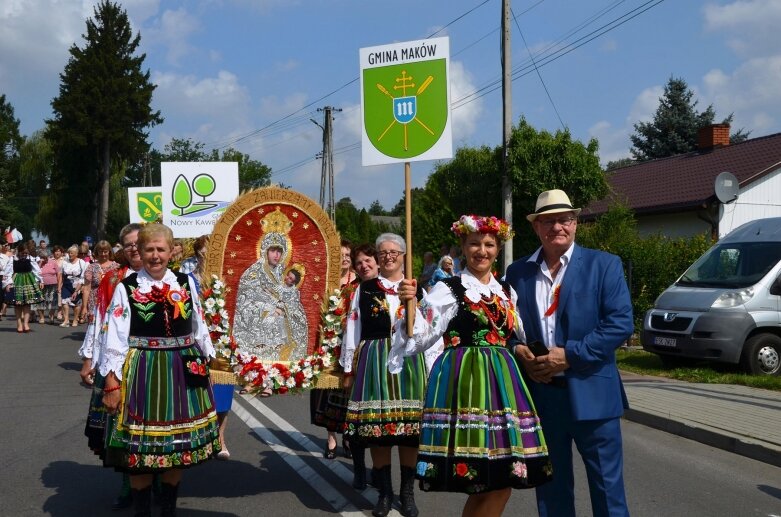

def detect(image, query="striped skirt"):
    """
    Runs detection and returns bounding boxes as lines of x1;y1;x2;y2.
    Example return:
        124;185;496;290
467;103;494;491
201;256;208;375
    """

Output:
85;371;109;456
13;272;43;306
416;345;552;494
33;284;58;312
104;341;220;472
343;337;425;447
309;388;348;433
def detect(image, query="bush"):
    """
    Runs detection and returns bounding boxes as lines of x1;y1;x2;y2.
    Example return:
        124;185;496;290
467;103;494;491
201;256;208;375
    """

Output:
578;203;712;328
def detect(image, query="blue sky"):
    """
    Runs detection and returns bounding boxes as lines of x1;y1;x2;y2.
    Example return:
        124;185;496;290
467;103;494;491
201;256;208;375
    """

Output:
2;0;779;210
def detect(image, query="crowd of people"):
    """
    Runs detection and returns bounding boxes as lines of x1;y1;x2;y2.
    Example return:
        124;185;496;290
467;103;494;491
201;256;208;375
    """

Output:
3;187;634;517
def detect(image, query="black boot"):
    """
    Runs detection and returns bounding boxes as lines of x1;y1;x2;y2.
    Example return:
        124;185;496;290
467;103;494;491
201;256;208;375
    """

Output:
399;466;419;517
372;466;393;517
159;483;179;517
111;473;132;510
130;487;151;517
351;444;367;490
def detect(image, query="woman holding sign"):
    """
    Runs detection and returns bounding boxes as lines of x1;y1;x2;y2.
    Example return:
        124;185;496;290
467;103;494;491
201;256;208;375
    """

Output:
391;216;552;517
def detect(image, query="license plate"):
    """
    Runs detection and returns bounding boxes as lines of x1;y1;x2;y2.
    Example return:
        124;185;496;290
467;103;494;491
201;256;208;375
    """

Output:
654;336;677;347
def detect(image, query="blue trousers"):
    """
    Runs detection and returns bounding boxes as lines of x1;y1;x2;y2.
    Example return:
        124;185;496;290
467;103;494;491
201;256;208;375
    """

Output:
533;383;629;517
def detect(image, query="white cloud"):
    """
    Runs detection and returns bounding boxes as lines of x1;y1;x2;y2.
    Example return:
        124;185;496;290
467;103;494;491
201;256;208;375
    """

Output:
703;0;781;57
589;120;632;165
144;7;200;65
449;60;483;143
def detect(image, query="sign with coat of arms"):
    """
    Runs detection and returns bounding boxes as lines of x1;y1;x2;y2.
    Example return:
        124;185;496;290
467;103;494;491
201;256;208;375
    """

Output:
360;36;452;166
128;187;163;223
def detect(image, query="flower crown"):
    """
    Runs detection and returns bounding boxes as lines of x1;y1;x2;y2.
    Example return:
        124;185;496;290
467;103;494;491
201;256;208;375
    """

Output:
451;215;514;242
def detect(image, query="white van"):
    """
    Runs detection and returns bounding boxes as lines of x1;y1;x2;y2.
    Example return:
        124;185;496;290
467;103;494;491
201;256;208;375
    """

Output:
642;217;781;375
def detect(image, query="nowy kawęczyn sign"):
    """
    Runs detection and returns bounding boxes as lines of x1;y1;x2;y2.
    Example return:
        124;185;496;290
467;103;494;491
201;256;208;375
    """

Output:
360;37;452;166
161;162;239;238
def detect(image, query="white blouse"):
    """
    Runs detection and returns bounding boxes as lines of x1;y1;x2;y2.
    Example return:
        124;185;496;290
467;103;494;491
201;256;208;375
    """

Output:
2;258;42;288
339;275;404;374
388;270;525;374
99;269;214;380
78;267;135;363
61;259;87;286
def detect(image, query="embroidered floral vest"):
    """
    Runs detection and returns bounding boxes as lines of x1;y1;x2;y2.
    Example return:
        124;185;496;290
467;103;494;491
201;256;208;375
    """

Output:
440;277;515;348
358;279;393;341
123;272;194;338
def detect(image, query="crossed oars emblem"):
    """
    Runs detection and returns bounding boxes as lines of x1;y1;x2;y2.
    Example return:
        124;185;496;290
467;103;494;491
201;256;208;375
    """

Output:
376;70;435;151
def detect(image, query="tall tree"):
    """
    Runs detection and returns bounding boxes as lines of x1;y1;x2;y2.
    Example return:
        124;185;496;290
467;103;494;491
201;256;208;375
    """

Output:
45;1;162;242
211;147;271;191
630;77;749;161
0;94;25;232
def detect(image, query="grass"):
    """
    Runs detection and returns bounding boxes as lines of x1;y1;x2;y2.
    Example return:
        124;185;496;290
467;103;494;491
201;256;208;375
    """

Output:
616;348;781;392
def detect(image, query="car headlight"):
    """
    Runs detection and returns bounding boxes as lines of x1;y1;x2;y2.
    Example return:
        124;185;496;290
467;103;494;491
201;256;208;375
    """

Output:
711;287;754;308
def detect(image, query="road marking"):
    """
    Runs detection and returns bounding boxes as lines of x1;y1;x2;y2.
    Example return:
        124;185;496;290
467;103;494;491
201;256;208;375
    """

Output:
233;395;400;516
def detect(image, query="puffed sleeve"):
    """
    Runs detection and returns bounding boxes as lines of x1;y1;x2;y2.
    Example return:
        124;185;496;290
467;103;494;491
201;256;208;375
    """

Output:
99;282;132;380
31;260;43;284
188;275;215;358
388;282;458;374
339;284;362;373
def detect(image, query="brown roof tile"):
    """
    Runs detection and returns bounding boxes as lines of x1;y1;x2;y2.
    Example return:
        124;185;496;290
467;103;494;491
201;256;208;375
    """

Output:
584;132;781;217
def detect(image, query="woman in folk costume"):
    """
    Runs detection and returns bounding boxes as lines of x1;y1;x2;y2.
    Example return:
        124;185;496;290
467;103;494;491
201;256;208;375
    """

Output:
101;223;220;517
80;223;144;511
391;216;552;517
341;233;426;517
3;241;43;333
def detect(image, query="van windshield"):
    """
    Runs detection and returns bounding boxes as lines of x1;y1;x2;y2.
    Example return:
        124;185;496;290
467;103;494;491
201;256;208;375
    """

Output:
677;242;781;288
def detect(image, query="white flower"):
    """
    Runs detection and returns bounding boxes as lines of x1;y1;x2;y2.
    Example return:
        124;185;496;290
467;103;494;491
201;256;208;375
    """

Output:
217;298;225;308
285;377;296;388
268;367;279;378
204;298;216;309
247;371;259;381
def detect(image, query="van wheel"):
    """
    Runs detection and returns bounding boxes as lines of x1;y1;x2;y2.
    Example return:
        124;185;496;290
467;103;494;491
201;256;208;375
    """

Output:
740;334;781;376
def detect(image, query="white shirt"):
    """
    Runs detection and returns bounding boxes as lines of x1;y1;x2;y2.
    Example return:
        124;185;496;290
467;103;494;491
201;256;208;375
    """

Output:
78;267;136;363
527;243;574;350
388;269;525;374
99;269;214;380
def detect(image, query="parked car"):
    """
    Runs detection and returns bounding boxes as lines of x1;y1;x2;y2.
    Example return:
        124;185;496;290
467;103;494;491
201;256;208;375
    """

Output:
642;217;781;375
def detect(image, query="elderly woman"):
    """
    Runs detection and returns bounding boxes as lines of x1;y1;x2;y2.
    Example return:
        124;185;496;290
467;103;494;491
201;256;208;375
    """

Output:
341;233;426;517
59;244;86;327
101;223;220;516
34;249;60;324
81;240;119;325
392;216;552;517
428;255;455;289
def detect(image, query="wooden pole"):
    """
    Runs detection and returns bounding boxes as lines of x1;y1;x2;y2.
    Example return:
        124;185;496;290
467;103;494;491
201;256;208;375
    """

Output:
404;161;415;336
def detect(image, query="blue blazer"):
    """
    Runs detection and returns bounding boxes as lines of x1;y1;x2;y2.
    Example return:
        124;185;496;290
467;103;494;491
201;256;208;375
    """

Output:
506;244;633;421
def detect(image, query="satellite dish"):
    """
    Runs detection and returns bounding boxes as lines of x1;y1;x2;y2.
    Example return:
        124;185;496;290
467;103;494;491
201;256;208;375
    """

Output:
715;171;739;204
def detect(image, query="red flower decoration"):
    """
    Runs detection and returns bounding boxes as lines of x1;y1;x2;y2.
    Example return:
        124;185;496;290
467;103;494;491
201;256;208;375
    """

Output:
190;363;199;374
278;386;289;394
485;330;500;345
455;463;469;477
113;306;124;318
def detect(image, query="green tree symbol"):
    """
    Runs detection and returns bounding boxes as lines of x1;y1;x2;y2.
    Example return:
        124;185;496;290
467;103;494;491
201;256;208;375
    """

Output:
192;173;216;202
172;174;192;215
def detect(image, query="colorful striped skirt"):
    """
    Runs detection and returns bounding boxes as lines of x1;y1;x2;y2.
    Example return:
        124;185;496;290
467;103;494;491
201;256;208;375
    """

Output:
104;340;220;472
416;345;552;494
85;371;109;456
343;337;425;447
13;272;43;305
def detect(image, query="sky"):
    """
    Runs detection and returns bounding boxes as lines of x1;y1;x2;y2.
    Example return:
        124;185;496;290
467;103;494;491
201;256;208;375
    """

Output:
1;0;780;211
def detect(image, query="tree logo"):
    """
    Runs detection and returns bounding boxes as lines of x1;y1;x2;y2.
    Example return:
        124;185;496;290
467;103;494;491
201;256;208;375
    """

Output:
363;59;448;159
170;173;222;216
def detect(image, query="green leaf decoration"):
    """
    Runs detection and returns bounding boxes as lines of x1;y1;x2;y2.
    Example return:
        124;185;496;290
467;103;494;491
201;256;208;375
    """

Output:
172;174;192;215
138;312;154;322
133;302;156;312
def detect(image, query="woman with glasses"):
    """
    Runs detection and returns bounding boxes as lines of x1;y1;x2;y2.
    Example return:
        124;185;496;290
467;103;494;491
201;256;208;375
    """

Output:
341;233;426;517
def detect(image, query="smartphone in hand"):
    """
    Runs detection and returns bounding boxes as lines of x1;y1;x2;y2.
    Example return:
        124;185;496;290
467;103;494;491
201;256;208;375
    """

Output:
526;340;550;357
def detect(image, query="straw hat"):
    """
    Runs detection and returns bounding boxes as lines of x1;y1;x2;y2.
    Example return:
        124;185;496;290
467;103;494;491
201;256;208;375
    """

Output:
526;189;581;222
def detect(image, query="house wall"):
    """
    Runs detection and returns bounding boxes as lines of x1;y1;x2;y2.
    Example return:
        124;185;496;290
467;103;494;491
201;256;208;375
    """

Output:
636;212;712;238
719;166;781;237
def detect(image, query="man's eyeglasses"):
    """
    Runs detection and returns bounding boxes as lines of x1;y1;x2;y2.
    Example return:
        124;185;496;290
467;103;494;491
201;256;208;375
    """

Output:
537;216;576;229
123;242;138;250
378;250;403;259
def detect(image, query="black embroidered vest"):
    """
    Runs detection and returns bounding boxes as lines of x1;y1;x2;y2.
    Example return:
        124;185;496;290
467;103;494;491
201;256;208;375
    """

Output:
13;257;33;274
440;277;514;348
357;279;423;341
123;272;195;338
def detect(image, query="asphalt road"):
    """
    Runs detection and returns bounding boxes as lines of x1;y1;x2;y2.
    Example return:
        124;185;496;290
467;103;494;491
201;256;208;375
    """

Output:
1;313;780;516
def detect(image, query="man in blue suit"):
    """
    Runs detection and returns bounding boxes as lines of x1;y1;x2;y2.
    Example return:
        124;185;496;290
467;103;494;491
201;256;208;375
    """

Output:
506;189;633;517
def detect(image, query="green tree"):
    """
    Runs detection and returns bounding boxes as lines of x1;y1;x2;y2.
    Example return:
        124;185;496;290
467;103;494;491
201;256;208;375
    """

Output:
0;94;26;232
368;200;386;216
605;157;635;171
45;0;162;242
630;77;749;161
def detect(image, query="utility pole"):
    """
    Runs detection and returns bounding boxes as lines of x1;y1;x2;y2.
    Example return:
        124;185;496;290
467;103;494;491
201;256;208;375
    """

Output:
501;0;513;272
311;106;341;221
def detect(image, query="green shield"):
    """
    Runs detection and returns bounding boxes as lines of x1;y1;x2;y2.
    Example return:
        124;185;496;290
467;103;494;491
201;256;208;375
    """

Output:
363;59;448;159
136;192;162;222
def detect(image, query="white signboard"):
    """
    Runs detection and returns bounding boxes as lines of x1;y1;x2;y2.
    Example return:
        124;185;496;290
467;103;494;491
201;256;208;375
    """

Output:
127;186;162;223
360;37;452;166
161;162;239;238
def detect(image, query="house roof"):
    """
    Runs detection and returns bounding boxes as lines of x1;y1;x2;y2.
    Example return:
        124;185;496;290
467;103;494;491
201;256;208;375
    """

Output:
583;132;781;217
